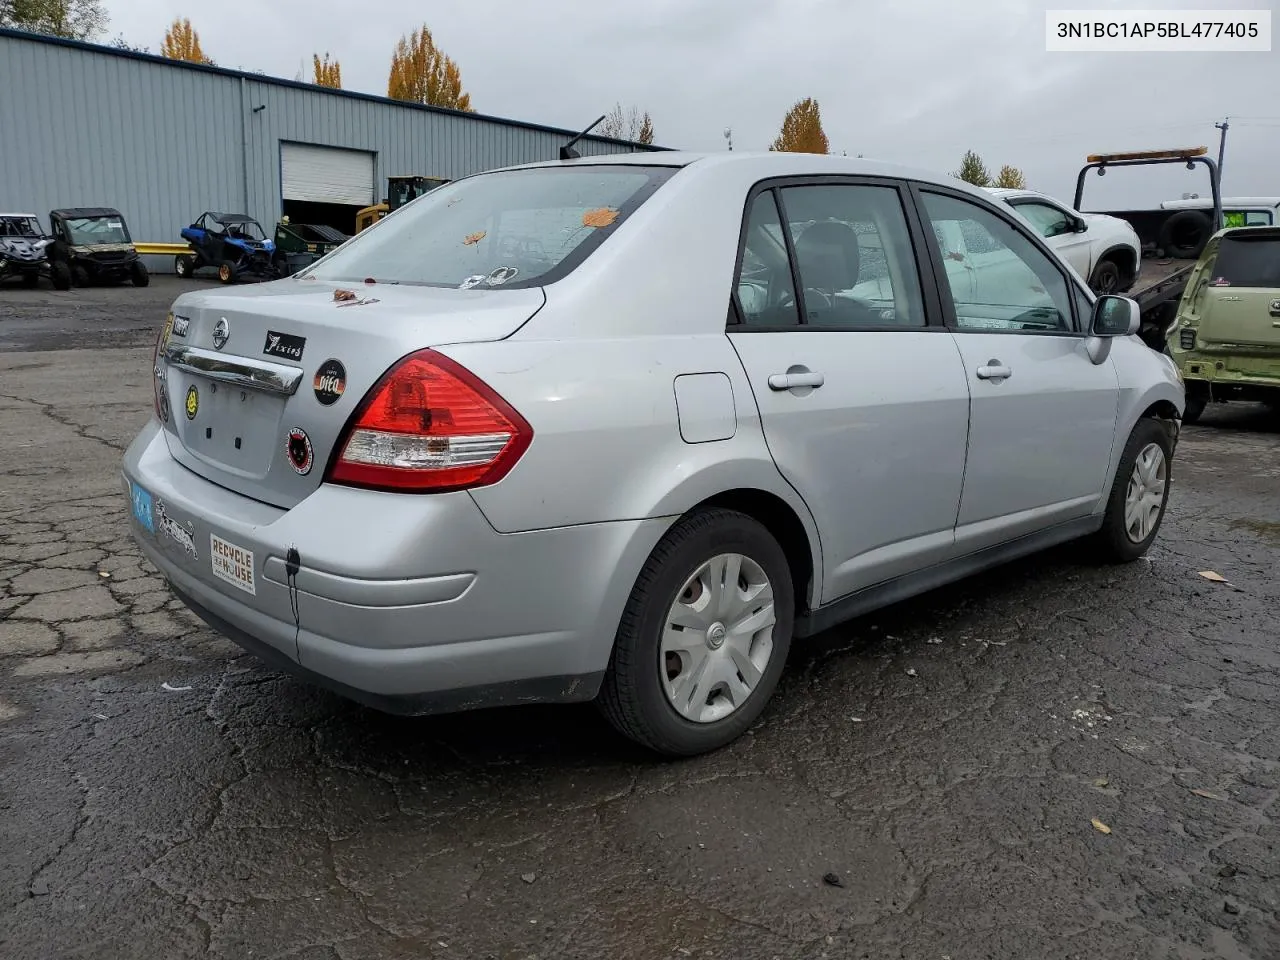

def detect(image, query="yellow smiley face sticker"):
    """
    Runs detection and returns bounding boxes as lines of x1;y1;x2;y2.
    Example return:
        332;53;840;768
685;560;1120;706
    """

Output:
185;384;199;420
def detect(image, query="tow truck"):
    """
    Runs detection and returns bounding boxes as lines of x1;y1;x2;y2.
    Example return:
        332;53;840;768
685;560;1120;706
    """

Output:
1074;146;1223;351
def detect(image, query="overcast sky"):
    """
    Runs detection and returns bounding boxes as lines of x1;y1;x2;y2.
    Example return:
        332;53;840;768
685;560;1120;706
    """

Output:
102;0;1280;207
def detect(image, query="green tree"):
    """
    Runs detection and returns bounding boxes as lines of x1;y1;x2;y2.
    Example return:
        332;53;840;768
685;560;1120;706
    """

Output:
770;98;829;154
387;24;474;111
953;150;991;187
993;164;1028;189
0;0;108;40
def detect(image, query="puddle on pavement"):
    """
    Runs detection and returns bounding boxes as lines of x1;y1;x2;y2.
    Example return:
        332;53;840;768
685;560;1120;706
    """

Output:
1229;517;1280;542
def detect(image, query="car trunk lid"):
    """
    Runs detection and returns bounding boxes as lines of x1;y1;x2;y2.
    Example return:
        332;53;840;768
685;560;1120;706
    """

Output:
156;278;544;509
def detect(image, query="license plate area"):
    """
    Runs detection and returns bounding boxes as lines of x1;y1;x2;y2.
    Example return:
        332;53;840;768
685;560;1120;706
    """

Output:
171;374;286;479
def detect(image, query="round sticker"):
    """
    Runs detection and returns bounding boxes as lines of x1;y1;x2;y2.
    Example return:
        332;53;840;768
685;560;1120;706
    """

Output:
313;359;346;406
185;384;199;420
286;427;313;475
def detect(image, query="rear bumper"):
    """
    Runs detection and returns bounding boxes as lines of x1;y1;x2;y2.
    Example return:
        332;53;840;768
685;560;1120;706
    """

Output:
122;419;671;714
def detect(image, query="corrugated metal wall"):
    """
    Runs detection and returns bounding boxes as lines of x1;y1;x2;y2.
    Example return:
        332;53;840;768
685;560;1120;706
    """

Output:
0;30;661;270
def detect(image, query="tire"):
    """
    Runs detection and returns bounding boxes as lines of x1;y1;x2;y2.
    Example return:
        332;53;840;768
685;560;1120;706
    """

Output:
21;271;39;289
1088;258;1122;295
1090;418;1174;563
217;260;236;284
175;255;194;278
130;260;150;287
1182;395;1207;425
49;261;72;291
71;264;90;287
597;508;795;757
1159;210;1213;260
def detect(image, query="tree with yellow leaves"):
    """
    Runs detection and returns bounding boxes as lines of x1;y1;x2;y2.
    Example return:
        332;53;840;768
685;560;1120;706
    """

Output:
770;98;829;155
993;164;1028;189
312;52;341;88
387;24;473;112
160;17;212;64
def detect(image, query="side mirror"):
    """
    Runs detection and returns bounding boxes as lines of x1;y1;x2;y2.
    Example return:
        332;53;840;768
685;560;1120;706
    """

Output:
1074;217;1089;233
1091;295;1140;337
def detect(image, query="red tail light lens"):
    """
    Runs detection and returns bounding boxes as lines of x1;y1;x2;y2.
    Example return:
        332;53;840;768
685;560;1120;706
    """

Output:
326;349;533;493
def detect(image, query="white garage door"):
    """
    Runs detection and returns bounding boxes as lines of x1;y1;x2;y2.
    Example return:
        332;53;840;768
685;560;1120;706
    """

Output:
280;143;375;206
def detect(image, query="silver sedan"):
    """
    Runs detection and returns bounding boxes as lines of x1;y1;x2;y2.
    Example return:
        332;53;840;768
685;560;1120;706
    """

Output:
123;151;1185;756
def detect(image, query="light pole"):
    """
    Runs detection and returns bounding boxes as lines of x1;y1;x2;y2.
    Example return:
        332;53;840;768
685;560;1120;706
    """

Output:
723;127;733;151
1214;118;1229;191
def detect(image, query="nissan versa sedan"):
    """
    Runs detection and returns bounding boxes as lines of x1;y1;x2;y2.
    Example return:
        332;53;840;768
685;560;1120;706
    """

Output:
123;152;1185;756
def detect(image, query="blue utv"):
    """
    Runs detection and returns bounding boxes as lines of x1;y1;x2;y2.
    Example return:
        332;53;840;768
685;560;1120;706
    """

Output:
175;212;286;284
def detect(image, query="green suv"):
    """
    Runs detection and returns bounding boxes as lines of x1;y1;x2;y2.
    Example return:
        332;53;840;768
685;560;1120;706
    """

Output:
1166;225;1280;423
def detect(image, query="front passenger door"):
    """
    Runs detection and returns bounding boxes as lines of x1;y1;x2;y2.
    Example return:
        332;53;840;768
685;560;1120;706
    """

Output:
729;179;972;604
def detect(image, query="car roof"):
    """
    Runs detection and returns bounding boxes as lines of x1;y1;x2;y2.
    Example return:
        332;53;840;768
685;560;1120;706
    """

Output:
1163;196;1280;210
984;188;1052;202
210;213;257;223
486;150;996;195
51;207;122;219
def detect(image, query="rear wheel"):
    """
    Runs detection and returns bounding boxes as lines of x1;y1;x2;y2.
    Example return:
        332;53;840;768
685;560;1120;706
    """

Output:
49;261;72;291
597;508;794;756
217;260;236;284
71;264;90;287
1088;258;1122;295
174;255;194;278
130;259;150;287
1090;418;1174;563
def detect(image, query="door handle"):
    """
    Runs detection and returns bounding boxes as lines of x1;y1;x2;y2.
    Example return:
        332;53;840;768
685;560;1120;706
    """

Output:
976;361;1012;382
768;370;825;390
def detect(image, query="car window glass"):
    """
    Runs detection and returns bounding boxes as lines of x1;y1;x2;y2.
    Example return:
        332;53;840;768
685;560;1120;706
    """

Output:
1211;236;1280;287
1245;211;1272;226
777;184;925;327
303;166;674;289
735;191;800;327
921;191;1073;332
1015;201;1072;239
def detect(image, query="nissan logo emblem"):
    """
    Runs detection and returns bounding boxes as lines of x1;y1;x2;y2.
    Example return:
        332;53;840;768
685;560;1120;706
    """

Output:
212;317;230;350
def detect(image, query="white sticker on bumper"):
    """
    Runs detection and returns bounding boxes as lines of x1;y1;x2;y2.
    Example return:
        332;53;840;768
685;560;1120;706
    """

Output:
210;533;256;596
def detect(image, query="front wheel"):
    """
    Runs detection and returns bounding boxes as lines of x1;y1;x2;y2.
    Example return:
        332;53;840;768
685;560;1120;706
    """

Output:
597;508;794;756
21;271;39;289
1089;258;1122;295
1091;418;1174;563
174;255;194;278
130;259;150;287
49;261;72;291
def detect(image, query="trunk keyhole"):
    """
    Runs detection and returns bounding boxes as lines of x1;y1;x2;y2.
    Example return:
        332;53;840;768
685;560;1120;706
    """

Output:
234;437;242;450
205;427;212;439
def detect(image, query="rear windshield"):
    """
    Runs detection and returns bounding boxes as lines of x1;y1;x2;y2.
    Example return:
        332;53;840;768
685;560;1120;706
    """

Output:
1212;235;1280;288
301;165;677;290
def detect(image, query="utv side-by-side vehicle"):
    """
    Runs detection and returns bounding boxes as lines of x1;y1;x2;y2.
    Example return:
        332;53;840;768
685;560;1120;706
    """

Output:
176;212;285;284
46;207;149;287
0;213;71;290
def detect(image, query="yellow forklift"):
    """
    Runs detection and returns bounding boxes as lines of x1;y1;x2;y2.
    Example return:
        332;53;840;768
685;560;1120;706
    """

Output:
355;175;451;232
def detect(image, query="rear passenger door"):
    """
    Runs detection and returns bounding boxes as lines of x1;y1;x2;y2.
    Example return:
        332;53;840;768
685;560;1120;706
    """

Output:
914;186;1121;552
728;178;972;605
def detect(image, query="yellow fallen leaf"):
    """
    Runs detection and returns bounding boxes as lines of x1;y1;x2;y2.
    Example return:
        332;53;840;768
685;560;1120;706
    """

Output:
462;231;487;246
1094;778;1109;788
1191;789;1225;801
582;207;619;228
1091;818;1112;835
1198;571;1229;583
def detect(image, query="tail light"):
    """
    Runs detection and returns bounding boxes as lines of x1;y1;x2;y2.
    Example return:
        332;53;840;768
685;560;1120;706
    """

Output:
326;349;533;493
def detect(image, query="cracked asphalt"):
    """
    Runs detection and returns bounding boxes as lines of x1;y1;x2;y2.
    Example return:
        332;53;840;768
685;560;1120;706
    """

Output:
2;278;1278;960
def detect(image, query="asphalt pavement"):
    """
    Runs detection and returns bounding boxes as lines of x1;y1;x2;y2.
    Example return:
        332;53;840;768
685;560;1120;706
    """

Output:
1;279;1278;960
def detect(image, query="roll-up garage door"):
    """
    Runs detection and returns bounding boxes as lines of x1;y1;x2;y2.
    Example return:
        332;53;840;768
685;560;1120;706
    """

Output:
280;143;375;206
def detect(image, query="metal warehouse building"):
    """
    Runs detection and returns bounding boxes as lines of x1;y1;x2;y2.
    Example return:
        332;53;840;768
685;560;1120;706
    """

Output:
0;28;665;270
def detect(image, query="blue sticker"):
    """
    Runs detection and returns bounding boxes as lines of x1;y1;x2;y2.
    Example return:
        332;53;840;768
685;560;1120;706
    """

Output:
130;481;154;533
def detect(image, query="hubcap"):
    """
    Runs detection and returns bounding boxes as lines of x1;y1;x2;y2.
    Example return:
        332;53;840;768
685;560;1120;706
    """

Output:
660;553;776;724
1124;442;1167;543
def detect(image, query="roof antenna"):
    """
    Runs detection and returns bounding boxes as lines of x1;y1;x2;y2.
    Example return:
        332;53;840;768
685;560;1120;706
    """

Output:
559;115;607;161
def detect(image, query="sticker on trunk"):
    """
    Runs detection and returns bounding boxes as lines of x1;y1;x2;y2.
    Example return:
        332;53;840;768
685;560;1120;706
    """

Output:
130;481;154;533
185;384;199;420
313;359;346;405
210;533;256;595
172;315;190;337
155;499;197;559
286;427;314;475
263;330;306;361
